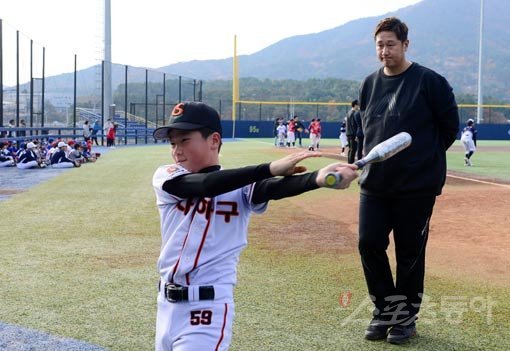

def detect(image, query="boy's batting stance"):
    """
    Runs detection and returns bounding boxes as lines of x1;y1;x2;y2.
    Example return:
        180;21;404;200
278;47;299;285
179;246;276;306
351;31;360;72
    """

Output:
152;102;358;351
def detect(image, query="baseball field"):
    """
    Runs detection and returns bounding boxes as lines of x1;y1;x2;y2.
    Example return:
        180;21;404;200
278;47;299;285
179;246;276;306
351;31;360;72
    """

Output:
0;139;509;350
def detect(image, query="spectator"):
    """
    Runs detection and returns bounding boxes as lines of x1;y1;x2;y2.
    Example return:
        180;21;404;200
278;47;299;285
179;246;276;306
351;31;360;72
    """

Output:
91;120;101;146
293;115;306;147
0;141;15;167
17;142;44;169
7;119;16;138
18;119;27;137
51;142;80;168
354;108;364;160
83;120;91;142
346;100;360;164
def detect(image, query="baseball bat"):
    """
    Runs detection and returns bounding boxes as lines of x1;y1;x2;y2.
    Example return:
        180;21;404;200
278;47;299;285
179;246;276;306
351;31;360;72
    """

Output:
323;132;412;188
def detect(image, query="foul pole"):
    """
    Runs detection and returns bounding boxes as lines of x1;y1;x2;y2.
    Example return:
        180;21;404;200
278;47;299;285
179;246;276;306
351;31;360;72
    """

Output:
232;35;239;139
476;0;484;124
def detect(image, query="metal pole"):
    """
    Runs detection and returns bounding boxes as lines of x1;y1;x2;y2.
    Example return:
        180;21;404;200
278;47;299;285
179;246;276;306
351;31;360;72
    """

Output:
73;54;77;134
193;79;196;101
104;0;112;124
101;60;104;145
30;39;33;129
145;69;148;144
0;19;3;127
124;65;128;144
162;73;166;124
178;75;182;102
16;30;19;127
476;0;484;124
41;47;45;127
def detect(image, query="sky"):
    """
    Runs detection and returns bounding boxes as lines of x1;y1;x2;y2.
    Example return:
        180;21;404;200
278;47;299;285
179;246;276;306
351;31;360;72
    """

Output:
0;0;422;84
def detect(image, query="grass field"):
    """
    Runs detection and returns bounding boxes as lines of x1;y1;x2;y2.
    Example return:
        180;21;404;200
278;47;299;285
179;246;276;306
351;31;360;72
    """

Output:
0;139;509;350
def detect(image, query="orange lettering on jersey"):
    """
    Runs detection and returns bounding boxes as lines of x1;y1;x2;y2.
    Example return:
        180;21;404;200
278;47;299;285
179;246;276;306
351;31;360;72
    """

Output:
196;199;214;220
171;103;185;117
166;166;178;174
176;198;194;215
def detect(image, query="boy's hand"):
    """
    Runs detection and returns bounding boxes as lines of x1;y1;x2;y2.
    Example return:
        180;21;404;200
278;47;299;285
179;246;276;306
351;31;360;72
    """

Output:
269;151;321;177
316;162;358;189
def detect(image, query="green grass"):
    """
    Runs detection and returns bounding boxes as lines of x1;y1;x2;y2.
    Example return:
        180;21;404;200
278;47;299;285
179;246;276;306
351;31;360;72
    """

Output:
446;140;510;181
0;140;508;350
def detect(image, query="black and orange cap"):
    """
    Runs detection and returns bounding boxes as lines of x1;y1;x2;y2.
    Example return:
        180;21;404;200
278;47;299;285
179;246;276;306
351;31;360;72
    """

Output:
153;101;222;140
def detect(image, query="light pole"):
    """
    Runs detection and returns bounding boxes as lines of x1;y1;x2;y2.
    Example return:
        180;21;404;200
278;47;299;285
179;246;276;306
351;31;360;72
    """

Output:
476;0;484;124
156;94;164;127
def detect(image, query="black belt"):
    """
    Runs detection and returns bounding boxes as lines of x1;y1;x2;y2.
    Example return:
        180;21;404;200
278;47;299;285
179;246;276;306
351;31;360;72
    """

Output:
162;283;215;303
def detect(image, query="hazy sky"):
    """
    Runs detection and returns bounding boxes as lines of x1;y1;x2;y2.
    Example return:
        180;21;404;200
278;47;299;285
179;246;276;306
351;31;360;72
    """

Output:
0;0;422;84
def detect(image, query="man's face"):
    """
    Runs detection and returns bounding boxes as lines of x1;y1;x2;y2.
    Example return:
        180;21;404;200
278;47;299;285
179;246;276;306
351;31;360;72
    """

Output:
375;31;408;71
169;129;218;172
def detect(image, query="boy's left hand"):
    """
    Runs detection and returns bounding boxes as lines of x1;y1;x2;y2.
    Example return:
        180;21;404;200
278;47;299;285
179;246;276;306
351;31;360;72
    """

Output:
269;151;321;177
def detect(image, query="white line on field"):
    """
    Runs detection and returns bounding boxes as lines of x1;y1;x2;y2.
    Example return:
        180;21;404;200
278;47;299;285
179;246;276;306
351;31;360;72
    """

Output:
447;174;510;189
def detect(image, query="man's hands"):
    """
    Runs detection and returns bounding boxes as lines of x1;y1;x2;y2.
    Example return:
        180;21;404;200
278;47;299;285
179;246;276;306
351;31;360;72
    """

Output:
315;162;358;189
268;151;358;190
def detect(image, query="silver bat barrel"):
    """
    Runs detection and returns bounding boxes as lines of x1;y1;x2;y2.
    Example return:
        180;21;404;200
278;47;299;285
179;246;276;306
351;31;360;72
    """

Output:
355;132;412;169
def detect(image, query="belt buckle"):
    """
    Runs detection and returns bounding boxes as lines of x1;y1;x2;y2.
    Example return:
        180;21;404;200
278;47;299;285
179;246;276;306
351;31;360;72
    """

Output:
165;283;185;303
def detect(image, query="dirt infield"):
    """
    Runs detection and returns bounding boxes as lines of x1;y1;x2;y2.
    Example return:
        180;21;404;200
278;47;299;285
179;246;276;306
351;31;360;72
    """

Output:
250;153;510;287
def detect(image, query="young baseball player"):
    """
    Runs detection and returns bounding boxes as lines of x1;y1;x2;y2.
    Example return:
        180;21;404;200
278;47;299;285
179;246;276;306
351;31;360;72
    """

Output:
151;101;358;351
16;142;44;169
286;117;296;147
51;142;80;168
308;119;321;151
0;141;16;167
460;119;477;166
339;120;348;156
276;121;287;147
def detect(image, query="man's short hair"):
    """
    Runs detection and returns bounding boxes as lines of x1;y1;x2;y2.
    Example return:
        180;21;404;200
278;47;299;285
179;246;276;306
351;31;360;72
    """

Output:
374;17;408;42
351;100;359;108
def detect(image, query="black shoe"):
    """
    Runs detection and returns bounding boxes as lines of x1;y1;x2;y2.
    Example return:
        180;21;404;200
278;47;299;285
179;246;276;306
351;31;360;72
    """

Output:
387;323;417;344
364;319;391;340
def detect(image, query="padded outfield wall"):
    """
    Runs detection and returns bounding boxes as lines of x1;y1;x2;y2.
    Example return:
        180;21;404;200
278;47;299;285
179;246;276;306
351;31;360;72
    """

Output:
220;121;510;140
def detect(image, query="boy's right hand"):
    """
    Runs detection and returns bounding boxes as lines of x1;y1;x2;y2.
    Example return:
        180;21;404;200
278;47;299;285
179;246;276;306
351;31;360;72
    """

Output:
269;151;321;177
316;162;358;189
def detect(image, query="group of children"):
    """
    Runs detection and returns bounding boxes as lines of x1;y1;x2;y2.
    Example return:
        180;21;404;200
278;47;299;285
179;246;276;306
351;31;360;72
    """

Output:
0;138;100;169
274;116;322;150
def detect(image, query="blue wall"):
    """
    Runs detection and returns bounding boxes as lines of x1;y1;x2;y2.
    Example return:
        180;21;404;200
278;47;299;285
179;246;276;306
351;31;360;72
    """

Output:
221;121;510;140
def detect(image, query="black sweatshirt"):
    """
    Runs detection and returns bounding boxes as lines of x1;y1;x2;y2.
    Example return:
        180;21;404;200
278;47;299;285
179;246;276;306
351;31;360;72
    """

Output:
358;63;459;197
162;163;320;204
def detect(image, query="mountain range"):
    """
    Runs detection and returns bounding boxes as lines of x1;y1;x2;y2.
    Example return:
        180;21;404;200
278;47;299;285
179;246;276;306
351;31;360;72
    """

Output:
31;0;510;102
158;0;510;101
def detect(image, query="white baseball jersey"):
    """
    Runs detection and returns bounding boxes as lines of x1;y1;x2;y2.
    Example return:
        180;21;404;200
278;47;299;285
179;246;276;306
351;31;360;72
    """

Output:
460;126;476;152
153;164;267;286
152;164;268;351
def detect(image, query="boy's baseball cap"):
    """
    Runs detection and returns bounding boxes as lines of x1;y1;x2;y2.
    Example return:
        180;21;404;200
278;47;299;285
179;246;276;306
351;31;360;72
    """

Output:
153;101;222;140
57;141;68;148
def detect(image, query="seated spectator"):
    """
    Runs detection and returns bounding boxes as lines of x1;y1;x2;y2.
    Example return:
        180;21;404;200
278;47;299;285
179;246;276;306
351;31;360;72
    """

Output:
68;143;86;165
17;142;45;169
51;142;80;168
0;141;15;167
81;141;97;163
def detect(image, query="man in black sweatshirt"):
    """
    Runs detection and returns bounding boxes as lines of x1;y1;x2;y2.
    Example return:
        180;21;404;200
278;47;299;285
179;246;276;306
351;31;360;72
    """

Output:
357;17;459;344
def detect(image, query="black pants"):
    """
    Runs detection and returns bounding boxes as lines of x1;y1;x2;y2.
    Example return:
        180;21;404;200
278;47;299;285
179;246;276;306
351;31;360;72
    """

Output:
295;131;303;146
356;136;364;161
347;136;357;164
358;193;436;325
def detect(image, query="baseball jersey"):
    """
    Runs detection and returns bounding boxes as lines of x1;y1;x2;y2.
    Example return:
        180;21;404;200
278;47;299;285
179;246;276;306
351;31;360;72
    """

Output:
461;126;476;142
153;164;268;287
276;125;286;136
